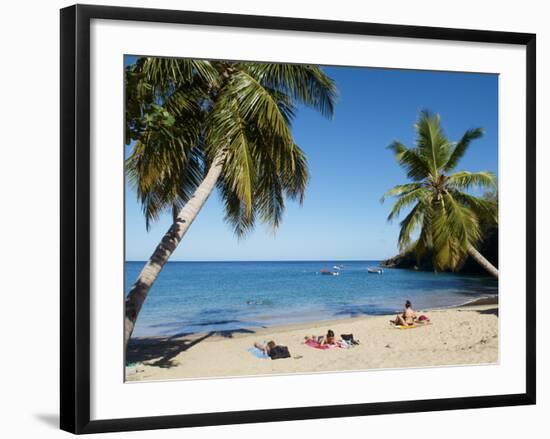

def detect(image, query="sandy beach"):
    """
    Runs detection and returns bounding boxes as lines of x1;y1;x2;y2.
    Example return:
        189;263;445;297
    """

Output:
126;299;498;382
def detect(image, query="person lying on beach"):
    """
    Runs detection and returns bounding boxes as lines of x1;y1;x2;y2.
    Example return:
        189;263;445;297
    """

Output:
253;341;291;359
391;300;417;326
304;330;352;349
305;329;338;346
254;340;276;355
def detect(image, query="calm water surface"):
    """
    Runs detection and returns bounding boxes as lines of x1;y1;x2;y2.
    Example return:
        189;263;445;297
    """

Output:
125;261;498;337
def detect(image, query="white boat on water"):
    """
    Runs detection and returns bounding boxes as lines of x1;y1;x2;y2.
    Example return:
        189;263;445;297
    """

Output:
367;267;383;274
321;268;340;276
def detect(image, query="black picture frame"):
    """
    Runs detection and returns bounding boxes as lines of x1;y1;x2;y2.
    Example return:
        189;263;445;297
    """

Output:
60;4;536;434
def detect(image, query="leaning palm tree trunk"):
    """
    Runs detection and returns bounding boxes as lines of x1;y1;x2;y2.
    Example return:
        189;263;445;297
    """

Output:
124;153;225;349
467;244;498;278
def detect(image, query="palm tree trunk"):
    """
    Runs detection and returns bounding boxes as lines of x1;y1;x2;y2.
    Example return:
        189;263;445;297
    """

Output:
467;244;498;278
124;152;225;350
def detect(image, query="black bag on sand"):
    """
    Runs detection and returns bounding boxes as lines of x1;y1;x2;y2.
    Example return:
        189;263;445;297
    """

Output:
341;334;360;345
269;345;291;360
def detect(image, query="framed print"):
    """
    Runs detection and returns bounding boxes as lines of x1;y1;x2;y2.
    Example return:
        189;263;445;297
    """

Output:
60;4;536;434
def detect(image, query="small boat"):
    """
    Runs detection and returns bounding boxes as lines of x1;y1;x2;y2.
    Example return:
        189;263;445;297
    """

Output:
367;267;384;274
321;268;340;276
332;265;343;270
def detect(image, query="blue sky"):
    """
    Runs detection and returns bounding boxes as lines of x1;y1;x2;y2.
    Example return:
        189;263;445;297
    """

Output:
125;59;498;261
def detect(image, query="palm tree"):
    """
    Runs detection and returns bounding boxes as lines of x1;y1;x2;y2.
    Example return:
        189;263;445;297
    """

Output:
382;110;498;278
124;57;337;348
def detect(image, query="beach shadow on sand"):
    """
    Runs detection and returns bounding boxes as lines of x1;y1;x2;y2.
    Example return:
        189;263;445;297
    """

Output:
127;328;256;368
475;307;499;317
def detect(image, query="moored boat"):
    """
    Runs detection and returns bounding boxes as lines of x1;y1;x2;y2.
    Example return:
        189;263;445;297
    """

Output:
321;268;340;276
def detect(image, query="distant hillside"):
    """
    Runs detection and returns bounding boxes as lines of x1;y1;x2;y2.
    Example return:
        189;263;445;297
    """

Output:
381;225;498;276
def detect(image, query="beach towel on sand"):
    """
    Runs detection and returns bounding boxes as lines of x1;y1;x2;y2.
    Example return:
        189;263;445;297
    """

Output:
392;322;432;330
305;339;343;349
248;347;269;359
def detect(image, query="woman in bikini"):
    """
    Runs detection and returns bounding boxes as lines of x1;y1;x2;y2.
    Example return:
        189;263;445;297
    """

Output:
305;329;338;345
391;300;416;326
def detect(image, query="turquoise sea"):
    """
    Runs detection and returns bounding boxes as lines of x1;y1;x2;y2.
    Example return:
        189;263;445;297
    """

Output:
125;261;498;338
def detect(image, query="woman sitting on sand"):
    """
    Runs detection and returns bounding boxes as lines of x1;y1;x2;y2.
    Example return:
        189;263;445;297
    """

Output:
391;300;417;326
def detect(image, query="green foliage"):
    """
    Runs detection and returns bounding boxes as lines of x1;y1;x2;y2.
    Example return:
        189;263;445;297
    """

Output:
125;57;336;233
382;110;497;271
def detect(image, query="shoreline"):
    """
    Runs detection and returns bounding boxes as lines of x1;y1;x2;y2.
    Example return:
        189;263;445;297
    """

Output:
126;302;499;382
458;295;498;307
129;295;499;342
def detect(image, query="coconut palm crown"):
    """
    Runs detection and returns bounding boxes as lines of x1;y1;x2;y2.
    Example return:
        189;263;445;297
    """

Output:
126;57;337;234
124;57;337;347
382;110;498;276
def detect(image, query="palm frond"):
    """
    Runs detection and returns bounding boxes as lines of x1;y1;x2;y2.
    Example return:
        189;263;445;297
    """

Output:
430;202;458;271
140;57;219;89
443;128;484;171
207;101;256;217
414;214;433;265
387;141;432;181
397;202;424;250
241;63;337;118
431;193;481;270
381;182;423;203
444;193;482;246
217;178;256;237
448;189;498;224
414;110;452;176
447;171;497;191
163;86;205;118
227;71;295;144
125;62;154;144
127;142;203;229
278;142;309;203
387;187;430;221
252;149;286;230
264;87;297;126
